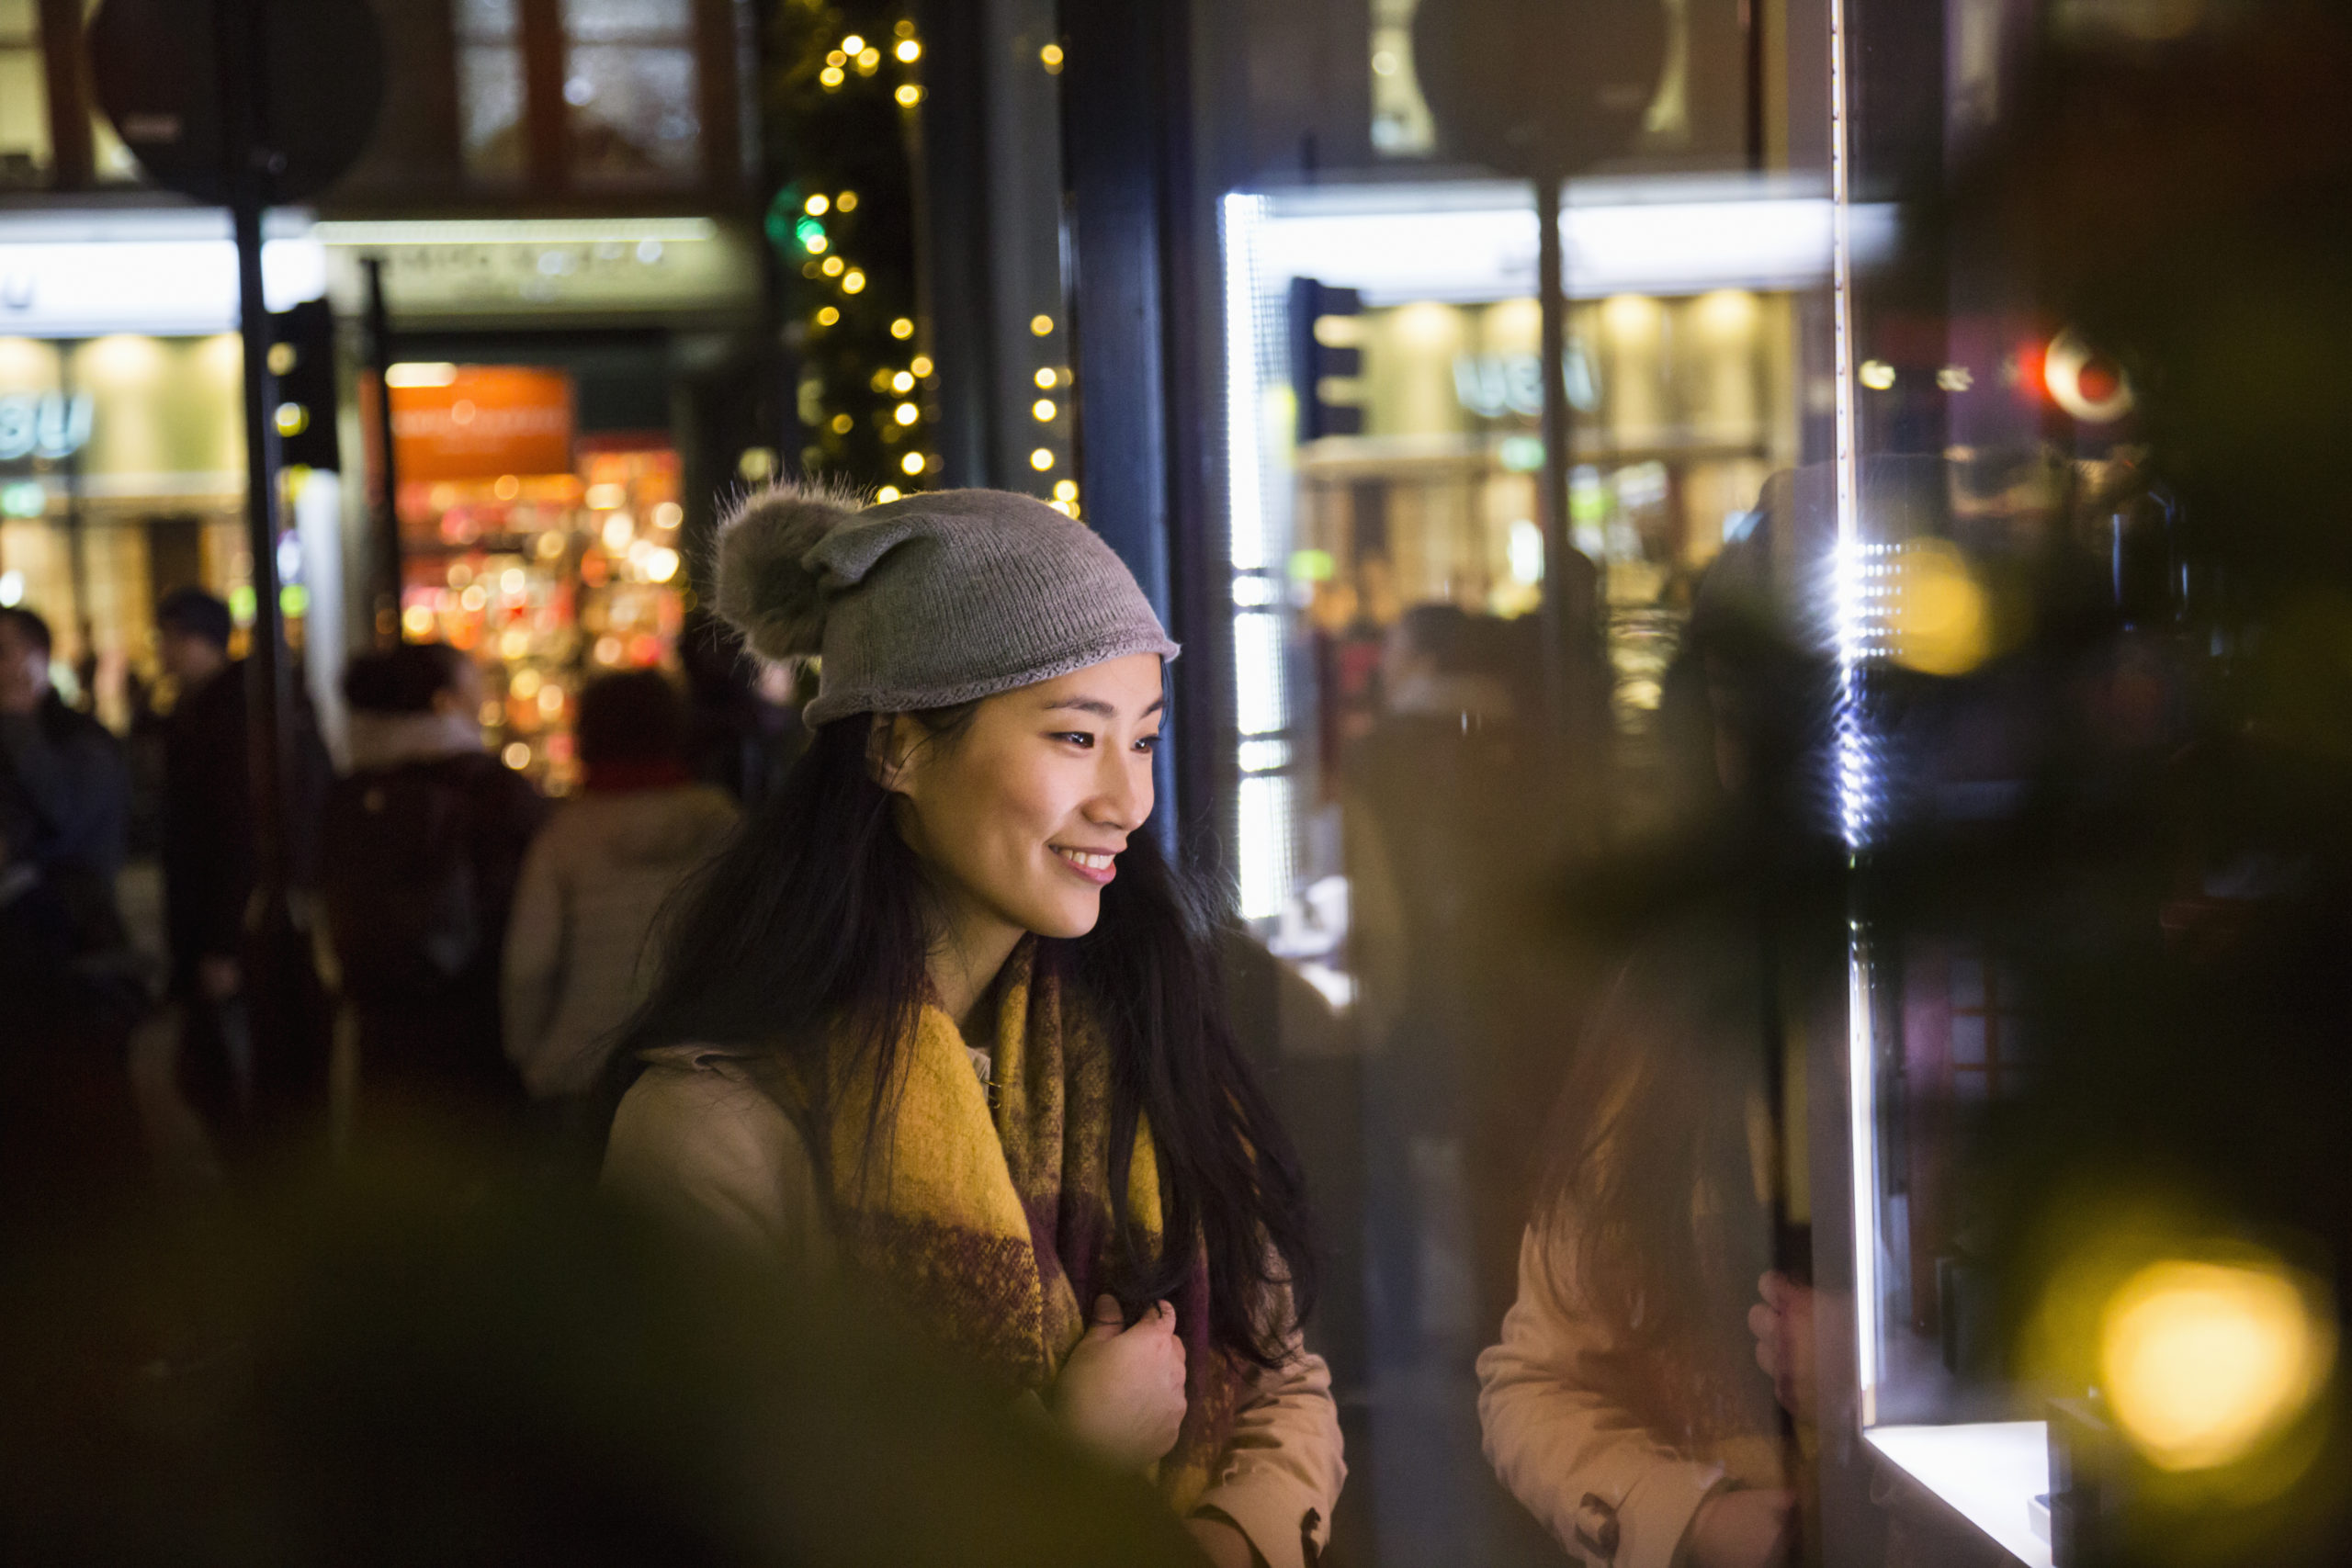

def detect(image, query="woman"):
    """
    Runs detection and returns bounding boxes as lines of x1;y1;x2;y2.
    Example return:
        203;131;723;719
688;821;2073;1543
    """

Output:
503;671;736;1145
604;484;1343;1568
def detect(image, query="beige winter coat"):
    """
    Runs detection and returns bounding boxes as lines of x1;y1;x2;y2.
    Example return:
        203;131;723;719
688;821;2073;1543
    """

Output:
605;1049;1347;1568
500;784;737;1098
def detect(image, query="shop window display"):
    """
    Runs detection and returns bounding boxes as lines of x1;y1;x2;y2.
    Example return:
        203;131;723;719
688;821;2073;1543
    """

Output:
391;365;684;794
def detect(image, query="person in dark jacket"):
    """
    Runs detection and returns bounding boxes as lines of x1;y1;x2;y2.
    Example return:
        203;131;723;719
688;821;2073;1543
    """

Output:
153;587;330;1150
0;604;148;1236
323;642;546;1134
0;604;130;950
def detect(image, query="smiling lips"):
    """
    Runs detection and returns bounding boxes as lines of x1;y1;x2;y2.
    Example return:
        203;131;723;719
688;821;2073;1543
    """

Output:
1052;845;1119;886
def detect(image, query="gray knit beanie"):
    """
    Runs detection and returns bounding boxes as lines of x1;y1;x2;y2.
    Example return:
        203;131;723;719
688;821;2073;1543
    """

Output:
711;481;1179;725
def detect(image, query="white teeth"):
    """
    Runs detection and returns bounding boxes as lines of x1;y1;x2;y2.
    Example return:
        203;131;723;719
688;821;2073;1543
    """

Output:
1056;848;1114;871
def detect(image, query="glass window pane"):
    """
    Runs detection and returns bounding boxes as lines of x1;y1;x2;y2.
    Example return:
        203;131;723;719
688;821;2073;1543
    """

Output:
0;50;49;186
460;43;527;183
455;0;518;39
566;42;698;185
562;0;690;43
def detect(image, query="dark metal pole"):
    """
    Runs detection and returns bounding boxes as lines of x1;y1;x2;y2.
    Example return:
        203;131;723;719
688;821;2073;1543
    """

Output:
364;254;403;647
1534;170;1576;736
219;0;293;905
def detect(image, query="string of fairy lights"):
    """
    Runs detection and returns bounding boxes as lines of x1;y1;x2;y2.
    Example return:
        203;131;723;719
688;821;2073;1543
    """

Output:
764;5;1081;517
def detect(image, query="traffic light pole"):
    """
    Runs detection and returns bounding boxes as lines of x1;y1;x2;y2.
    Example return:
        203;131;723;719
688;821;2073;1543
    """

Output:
364;255;403;647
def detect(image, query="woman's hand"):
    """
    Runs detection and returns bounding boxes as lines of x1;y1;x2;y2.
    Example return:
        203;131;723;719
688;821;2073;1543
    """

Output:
1185;1513;1258;1568
1686;1487;1796;1568
1747;1270;1816;1423
1049;1294;1188;1471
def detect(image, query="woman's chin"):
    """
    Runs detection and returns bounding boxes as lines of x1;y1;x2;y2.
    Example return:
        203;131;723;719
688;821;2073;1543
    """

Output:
1025;891;1104;941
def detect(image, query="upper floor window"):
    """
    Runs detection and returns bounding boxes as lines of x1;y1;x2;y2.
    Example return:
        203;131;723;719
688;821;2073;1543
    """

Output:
458;0;529;184
563;0;699;186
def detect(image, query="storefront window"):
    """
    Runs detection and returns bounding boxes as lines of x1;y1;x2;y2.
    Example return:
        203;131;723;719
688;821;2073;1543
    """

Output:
390;364;688;792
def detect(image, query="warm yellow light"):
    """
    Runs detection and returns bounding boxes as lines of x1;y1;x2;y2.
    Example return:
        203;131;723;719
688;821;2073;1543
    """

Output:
1888;538;1992;677
1035;367;1057;389
1029;447;1055;471
856;47;880;73
500;627;530;660
1032;398;1057;422
585;481;627;510
805;232;829;254
401;604;436;637
891;370;914;392
275;402;309;435
841;33;865;53
900;452;925;476
1048;499;1074;516
601;513;634;551
819;65;844;88
875;484;901;502
512;668;542;700
2101;1259;2335;1472
894;401;918;425
1030;313;1054;336
890;317;915;339
909;355;933;376
842;269;866;294
1053;479;1078;502
830;412;854;434
493;473;520;501
386;362;458;388
895;39;921;62
503;742;532;771
836;191;858;211
820;254;844;276
646;546;681;583
804;194;830;216
1859;358;1897;390
826;50;845;66
535;530;566;559
479;700;503;726
537;682;565;716
815;306;841;326
1040;41;1063;70
894;84;922;107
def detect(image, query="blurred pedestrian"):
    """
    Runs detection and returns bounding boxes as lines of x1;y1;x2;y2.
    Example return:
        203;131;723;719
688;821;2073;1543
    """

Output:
0;604;131;968
678;607;807;806
323;642;545;1135
502;671;734;1160
604;486;1342;1568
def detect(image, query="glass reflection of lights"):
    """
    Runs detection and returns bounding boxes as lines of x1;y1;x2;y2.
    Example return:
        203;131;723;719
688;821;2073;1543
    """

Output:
2101;1258;2335;1472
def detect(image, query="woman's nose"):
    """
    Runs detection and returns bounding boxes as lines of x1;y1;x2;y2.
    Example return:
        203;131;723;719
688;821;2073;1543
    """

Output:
1092;747;1153;828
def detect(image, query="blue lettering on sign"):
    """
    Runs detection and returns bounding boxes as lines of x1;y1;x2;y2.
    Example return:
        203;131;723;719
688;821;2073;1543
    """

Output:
0;393;96;463
1452;350;1599;418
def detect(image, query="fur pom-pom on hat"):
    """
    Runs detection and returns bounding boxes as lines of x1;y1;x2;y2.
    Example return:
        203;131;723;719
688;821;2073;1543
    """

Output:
711;479;865;662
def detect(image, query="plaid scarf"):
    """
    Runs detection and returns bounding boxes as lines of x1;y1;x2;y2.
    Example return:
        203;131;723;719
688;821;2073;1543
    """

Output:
792;940;1246;1509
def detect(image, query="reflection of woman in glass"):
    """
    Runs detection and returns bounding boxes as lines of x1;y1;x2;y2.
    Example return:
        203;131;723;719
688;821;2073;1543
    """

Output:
1478;480;1819;1568
1476;935;1804;1568
603;486;1343;1568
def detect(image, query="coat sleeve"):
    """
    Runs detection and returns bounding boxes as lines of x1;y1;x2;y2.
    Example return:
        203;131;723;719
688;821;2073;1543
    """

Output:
1191;1300;1347;1568
601;1057;833;1274
500;820;567;1089
1476;1224;1730;1568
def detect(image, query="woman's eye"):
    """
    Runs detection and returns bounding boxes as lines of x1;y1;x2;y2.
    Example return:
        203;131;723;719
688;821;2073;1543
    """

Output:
1134;733;1161;753
1056;731;1095;749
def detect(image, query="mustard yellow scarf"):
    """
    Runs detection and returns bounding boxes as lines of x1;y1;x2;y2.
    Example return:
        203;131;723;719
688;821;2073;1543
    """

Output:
793;940;1244;1508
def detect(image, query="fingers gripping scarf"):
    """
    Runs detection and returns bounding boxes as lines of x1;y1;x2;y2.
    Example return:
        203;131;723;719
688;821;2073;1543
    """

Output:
800;942;1246;1509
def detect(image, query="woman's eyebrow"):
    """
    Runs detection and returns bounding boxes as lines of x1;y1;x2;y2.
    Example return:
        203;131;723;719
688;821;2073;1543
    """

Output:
1041;695;1166;718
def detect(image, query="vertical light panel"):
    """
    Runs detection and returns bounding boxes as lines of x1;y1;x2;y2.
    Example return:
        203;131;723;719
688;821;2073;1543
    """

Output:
1827;0;1883;1419
1221;194;1269;573
1237;772;1295;921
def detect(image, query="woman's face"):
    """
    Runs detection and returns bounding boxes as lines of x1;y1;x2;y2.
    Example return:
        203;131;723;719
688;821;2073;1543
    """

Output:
886;652;1163;942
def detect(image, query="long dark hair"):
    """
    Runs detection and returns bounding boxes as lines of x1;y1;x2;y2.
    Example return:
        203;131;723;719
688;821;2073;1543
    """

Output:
616;709;1316;1369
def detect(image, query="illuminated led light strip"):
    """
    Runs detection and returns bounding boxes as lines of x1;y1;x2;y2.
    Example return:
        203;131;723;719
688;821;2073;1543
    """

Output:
1827;0;1882;1419
312;218;720;246
1221;194;1269;573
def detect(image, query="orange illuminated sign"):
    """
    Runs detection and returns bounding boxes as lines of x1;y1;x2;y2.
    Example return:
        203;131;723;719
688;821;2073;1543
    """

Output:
390;367;573;481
